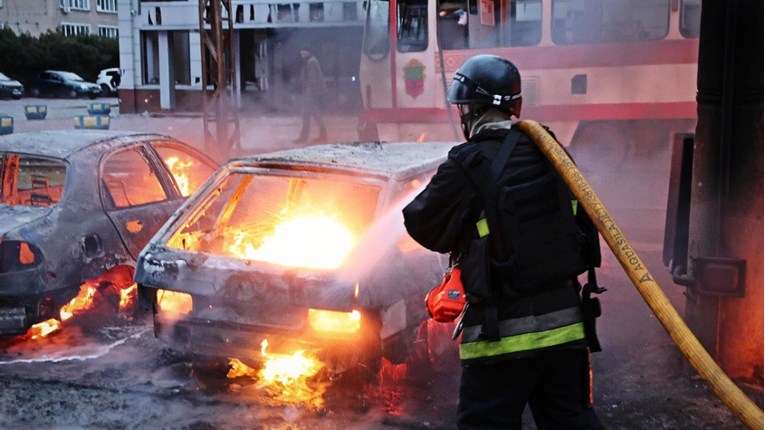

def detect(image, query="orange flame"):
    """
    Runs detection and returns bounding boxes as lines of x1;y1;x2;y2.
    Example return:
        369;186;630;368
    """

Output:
164;156;194;196
28;318;62;340
119;283;138;312
60;284;97;321
416;132;427;143
227;340;325;408
226;214;355;269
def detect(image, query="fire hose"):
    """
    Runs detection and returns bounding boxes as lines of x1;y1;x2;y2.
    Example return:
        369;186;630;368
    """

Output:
517;120;764;430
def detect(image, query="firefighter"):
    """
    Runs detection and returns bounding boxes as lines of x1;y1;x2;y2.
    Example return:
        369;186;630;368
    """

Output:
402;54;603;430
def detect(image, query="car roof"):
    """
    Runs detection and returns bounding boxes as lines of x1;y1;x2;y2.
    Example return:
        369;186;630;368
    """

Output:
0;130;172;159
232;141;457;181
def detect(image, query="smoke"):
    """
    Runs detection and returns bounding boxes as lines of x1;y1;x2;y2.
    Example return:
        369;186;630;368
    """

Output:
337;183;428;283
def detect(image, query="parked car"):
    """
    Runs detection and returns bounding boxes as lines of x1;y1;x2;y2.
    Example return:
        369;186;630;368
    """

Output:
0;130;218;336
135;142;454;375
0;72;24;100
27;70;101;99
96;68;121;97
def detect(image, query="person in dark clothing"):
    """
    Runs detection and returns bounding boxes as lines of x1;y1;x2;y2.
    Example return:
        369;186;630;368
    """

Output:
402;54;603;430
294;47;327;143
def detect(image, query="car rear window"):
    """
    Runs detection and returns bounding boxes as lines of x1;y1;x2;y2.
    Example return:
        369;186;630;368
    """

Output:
0;153;67;207
166;171;382;269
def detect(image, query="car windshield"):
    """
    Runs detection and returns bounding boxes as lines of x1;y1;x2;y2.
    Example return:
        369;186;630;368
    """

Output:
166;171;382;269
59;72;85;82
0;72;11;81
0;153;67;207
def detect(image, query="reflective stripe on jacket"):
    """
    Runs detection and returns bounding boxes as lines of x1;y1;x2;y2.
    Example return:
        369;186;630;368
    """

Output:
459;303;586;361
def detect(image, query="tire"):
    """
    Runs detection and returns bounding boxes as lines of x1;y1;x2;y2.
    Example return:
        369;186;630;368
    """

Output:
30;87;40;98
100;84;112;97
88;93;97;100
68;89;78;99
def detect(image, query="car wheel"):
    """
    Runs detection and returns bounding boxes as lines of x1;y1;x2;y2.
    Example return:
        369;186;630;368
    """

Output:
100;84;112;97
68;89;78;99
30;87;40;98
88;93;97;100
12;95;21;100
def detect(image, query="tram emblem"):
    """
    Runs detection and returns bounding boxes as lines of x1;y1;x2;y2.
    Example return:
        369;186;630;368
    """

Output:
403;59;425;99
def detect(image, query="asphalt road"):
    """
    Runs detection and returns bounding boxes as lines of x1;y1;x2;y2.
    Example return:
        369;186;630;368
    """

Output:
0;99;758;429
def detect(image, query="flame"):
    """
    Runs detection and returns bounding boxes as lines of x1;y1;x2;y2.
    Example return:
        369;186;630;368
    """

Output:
28;318;62;340
156;289;193;315
26;276;138;340
227;340;325;408
60;283;97;321
226;214;355;269
164;156;194;196
119;283;138;311
416;132;427;142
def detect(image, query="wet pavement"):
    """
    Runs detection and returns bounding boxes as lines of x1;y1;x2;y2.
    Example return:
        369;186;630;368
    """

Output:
0;97;761;429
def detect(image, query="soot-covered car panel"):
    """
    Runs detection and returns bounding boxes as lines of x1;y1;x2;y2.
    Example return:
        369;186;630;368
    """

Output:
0;131;217;335
135;142;453;372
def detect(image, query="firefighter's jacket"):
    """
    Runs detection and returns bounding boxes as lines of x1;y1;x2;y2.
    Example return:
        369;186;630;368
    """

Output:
403;118;587;363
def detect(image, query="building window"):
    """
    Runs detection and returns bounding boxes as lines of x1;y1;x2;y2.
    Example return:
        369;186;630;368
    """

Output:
60;0;90;11
97;0;117;13
61;23;91;36
98;25;118;38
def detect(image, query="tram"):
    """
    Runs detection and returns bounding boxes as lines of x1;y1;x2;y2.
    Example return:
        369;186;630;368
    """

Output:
358;0;700;166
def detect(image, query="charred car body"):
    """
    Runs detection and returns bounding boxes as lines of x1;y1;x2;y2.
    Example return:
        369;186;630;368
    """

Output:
135;142;453;373
0;131;217;335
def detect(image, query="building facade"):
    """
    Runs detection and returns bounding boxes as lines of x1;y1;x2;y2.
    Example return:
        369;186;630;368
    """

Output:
116;0;365;114
0;0;119;38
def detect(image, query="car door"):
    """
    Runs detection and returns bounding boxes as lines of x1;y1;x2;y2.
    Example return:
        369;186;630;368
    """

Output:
100;143;183;259
39;72;56;97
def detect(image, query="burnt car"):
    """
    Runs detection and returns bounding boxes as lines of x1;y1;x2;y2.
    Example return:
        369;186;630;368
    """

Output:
135;142;454;374
0;131;217;336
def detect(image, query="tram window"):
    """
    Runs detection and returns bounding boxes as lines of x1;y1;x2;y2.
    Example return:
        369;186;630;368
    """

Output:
438;0;541;50
680;0;701;38
551;0;669;45
397;0;428;52
438;1;469;50
363;0;391;59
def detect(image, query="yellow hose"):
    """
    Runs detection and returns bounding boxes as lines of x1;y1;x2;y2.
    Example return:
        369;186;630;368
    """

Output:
517;119;763;430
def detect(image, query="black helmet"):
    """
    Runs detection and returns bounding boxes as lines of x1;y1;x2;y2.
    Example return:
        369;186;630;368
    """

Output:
447;54;522;117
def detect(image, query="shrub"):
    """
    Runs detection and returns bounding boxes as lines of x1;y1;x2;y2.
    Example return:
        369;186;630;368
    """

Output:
0;28;119;84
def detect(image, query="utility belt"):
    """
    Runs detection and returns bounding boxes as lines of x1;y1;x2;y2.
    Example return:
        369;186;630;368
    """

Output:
427;254;605;356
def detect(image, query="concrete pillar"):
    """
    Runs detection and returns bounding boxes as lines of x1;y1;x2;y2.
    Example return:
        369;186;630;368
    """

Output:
687;0;763;383
158;30;176;110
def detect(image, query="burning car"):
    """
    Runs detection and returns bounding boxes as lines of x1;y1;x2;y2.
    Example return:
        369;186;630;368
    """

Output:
135;142;454;375
0;130;217;337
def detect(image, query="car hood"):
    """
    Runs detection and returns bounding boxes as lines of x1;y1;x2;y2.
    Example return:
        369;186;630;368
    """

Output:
0;205;50;236
0;79;22;87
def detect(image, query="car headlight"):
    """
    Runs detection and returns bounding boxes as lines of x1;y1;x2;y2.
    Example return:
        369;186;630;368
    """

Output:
156;289;193;315
307;308;361;334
